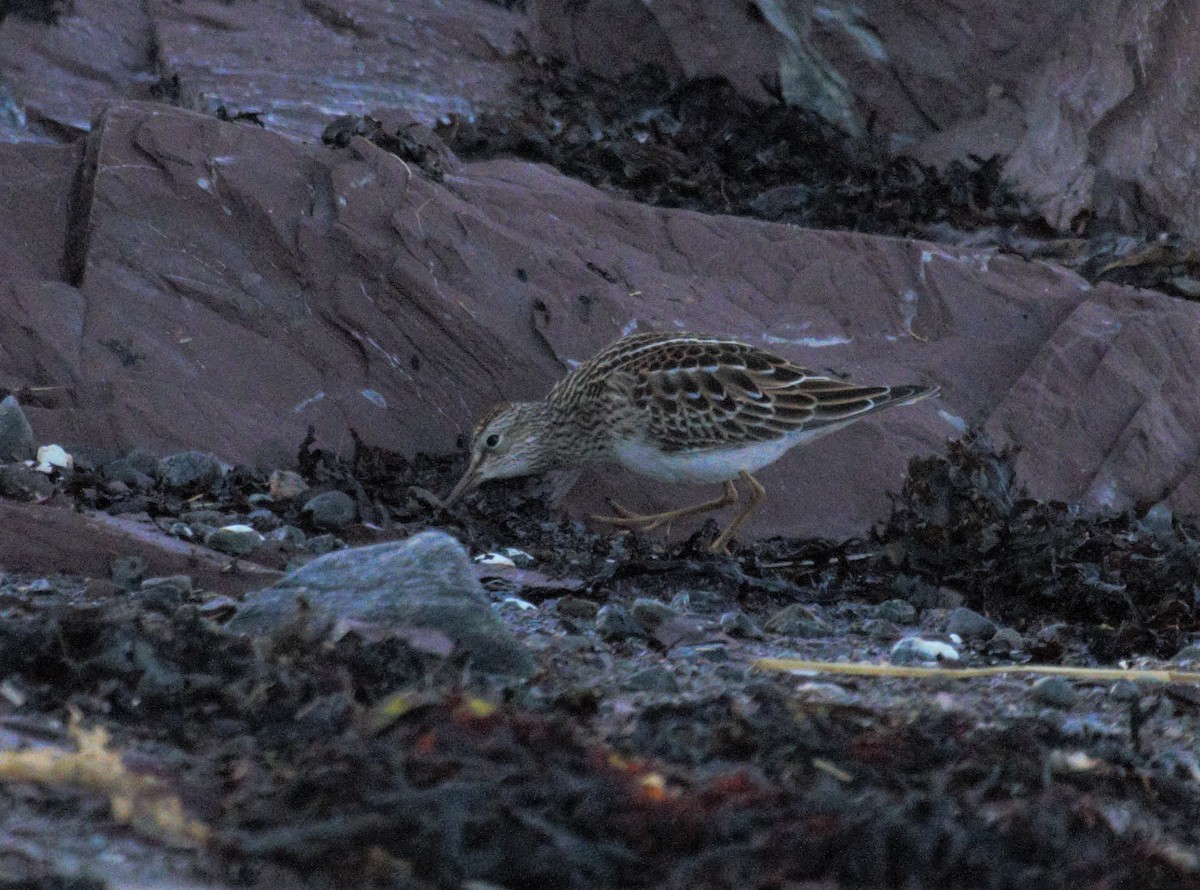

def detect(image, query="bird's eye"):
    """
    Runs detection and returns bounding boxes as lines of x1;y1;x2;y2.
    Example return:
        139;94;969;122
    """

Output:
485;433;500;448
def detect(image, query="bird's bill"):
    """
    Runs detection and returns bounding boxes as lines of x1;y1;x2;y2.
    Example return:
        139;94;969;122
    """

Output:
442;458;481;507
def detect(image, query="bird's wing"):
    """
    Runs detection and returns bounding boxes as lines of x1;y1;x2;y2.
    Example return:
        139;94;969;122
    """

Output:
602;335;935;452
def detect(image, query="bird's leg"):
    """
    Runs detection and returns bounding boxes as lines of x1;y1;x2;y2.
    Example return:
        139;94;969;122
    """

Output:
709;470;766;555
593;480;739;531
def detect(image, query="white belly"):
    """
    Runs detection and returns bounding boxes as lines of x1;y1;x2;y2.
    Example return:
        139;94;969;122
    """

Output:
614;426;846;484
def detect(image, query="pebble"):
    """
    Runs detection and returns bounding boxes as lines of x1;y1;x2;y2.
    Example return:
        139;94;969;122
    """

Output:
0;395;35;462
269;469;309;500
125;447;162;479
873;599;917;624
890;636;959;665
266;524;306;551
669;589;729;614
596;604;643;641
624;666;679;693
0;464;55;500
109;554;146;590
206;524;264;557
764;603;829;637
34;444;72;474
161;450;224;492
1109;679;1144;702
303;533;344;556
1030;676;1077;709
1170;643;1200;667
718;610;764;639
860;618;901;639
630;597;677;629
228;530;534;676
101;458;154;490
985;627;1024;654
557;596;600;619
246;507;283;531
945;606;997;640
793;681;855;705
302;490;356;530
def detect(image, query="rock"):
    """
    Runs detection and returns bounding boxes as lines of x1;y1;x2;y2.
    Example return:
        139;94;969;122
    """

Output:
0;395;34;463
945;607;997;640
266;525;306;551
630;597;678;630
595;605;643;642
1030;677;1078;709
794;682;855;705
228;530;534;677
102;458;154;490
302;490;356;530
669;589;730;614
205;524;264;557
1109;679;1144;702
860;619;902;639
873;599;918;624
623;666;679;693
161;451;224;493
1171;643;1200;667
269;470;308;501
718;610;765;640
556;596;600;619
0;464;55;500
891;636;959;665
125;448;161;479
34;444;72;474
109;554;146;591
246;508;282;531
985;627;1025;655
302;533;344;556
765;604;829;637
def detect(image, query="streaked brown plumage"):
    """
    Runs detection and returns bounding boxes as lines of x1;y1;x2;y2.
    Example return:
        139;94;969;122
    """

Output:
444;331;938;553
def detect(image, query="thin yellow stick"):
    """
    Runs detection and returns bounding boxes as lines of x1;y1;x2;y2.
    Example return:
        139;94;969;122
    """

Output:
752;658;1200;685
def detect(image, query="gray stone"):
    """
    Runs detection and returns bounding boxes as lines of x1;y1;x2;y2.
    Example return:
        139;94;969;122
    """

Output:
302;490;356;530
247;508;283;531
303;533;345;556
630;597;677;629
228;530;534;677
101;458;154;490
0;464;55;500
946;607;997;640
669;589;730;614
596;604;643;641
794;681;855;705
266;524;306;551
861;619;902;639
109;555;146;591
873;599;917;624
985;627;1025;654
624;666;679;693
205;525;264;557
556;596;600;619
161;450;224;492
718;610;765;639
890;636;959;665
0;395;35;463
1171;643;1200;666
764;603;829;637
1030;676;1078;709
125;448;162;478
1109;679;1144;702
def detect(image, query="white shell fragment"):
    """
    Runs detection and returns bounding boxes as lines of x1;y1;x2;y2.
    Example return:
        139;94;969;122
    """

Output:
34;444;73;473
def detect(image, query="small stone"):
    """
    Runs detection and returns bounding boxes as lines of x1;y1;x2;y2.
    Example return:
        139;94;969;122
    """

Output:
266;524;306;551
873;599;917;624
125;447;161;478
1109;679;1144;702
718;610;765;639
140;575;195;596
891;636;959;665
794;681;855;705
860;618;901;639
764;603;829;637
228;530;534;676
303;533;344;556
624;666;679;693
101;479;131;496
302;490;356;530
557;596;600;619
945;607;997;640
0;395;35;462
1171;643;1200;667
935;587;966;609
669;589;730;614
102;458;154;490
596;604;643;641
0;464;54;500
985;627;1024;654
109;554;146;591
269;469;309;500
166;521;194;540
206;524;264;557
1030;676;1077;709
630;597;677;629
26;578;53;595
161;450;224;492
246;508;283;531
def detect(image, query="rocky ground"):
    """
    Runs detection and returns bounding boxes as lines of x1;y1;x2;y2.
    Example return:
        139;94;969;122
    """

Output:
5;1;1200;888
5;392;1200;888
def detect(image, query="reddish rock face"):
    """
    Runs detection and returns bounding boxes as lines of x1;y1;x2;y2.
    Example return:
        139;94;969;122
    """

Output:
2;0;1200;544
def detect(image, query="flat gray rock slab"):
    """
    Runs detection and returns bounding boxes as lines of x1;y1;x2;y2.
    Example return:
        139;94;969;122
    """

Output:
228;530;536;677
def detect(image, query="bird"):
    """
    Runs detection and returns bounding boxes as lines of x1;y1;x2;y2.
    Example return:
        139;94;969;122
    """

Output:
443;330;938;553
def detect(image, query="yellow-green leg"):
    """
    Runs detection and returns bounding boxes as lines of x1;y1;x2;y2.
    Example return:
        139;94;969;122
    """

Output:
592;479;739;531
708;471;766;555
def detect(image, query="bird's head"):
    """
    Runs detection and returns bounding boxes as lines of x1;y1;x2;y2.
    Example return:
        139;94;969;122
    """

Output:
442;402;557;506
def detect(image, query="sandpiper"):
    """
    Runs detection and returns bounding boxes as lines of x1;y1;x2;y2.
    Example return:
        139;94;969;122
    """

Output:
444;331;938;553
